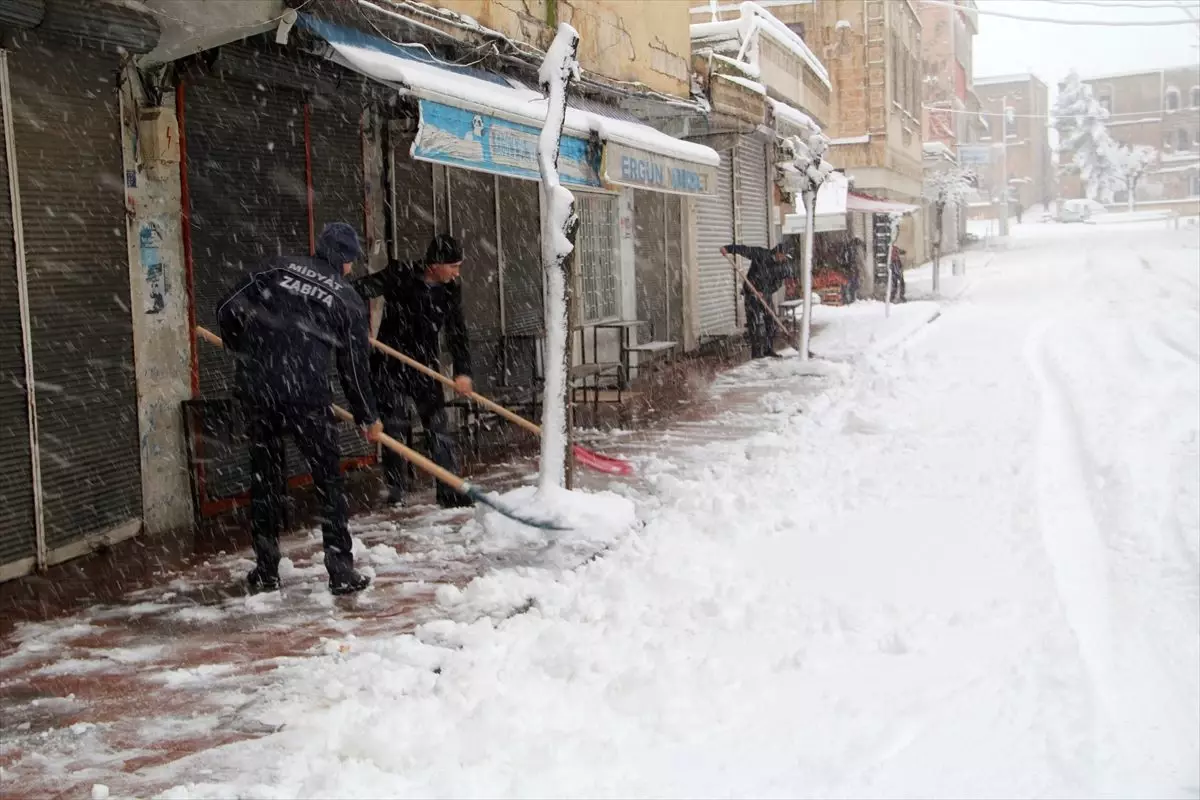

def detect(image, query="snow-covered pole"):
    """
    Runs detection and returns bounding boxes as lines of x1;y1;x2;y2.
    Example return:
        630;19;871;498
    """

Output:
799;186;816;361
791;131;831;362
536;22;581;494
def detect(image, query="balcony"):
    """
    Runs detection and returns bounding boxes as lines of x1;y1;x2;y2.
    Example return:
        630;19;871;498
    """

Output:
691;1;831;126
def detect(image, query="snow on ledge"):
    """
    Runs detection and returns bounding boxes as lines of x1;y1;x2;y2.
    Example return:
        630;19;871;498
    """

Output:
829;134;871;146
769;98;820;133
716;72;767;96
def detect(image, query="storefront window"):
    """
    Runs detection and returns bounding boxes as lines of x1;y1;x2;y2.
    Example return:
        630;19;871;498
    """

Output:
576;193;620;322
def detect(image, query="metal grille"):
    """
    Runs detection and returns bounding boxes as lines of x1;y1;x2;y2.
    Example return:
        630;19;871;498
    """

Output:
634;190;667;341
695;148;737;336
576;192;618;323
7;37;142;550
0;51;36;570
498;176;542;336
664;194;683;343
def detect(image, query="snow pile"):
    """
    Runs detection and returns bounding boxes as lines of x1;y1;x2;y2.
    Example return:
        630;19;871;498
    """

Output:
810;300;941;361
471;485;637;553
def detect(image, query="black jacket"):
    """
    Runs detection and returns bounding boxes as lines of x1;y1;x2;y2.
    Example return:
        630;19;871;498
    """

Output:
354;260;471;395
725;244;793;296
215;254;378;425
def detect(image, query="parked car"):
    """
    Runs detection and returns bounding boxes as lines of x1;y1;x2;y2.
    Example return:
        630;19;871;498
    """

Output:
1058;198;1106;223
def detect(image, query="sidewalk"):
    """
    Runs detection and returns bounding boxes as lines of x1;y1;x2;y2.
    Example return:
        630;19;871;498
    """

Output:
0;303;953;799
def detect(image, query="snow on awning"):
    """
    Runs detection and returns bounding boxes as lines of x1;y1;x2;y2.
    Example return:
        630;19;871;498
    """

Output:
782;172;850;234
846;192;920;215
769;98;820;136
300;16;720;195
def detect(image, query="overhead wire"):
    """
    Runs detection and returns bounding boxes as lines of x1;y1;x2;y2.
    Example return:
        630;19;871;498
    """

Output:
922;0;1200;26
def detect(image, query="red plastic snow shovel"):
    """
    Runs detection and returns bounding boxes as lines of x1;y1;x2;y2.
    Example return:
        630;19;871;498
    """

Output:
369;337;633;478
195;326;570;531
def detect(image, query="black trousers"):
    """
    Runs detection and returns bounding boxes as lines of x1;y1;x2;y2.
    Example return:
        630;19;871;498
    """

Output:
889;261;906;302
244;403;352;577
378;379;460;505
745;289;777;358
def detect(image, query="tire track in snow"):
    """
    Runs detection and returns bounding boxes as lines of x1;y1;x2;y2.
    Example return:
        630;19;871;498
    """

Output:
1025;318;1199;795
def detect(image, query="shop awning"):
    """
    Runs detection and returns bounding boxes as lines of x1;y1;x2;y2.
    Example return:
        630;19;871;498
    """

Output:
781;171;849;234
298;16;720;195
846;192;920;215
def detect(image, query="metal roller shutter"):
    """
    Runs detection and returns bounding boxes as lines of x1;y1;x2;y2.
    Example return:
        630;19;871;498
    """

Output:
184;76;309;498
0;55;36;571
7;38;141;549
448;167;501;393
634;190;667;342
735;137;770;248
695;148;737;337
308;96;370;461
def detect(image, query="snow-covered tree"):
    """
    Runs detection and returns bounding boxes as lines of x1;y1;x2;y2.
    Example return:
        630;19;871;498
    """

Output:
1110;143;1159;211
1053;70;1119;202
923;166;976;249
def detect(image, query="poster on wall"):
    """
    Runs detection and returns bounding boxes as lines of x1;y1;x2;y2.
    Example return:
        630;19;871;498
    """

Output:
412;99;602;188
139;218;168;315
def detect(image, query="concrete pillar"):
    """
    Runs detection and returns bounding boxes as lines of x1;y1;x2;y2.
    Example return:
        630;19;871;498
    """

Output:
680;196;700;351
118;65;194;535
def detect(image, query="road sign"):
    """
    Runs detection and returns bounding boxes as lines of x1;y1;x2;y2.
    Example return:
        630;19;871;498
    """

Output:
958;144;993;166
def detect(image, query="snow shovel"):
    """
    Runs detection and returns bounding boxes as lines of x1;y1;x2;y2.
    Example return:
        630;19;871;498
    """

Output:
724;252;799;350
368;337;633;477
194;326;570;532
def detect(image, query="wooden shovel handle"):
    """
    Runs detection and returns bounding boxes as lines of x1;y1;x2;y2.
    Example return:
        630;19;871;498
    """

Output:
327;405;466;491
195;325;468;493
724;253;795;344
369;337;541;438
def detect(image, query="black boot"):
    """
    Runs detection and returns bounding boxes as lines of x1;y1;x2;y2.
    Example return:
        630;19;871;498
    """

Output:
329;571;371;596
246;566;281;594
325;551;370;596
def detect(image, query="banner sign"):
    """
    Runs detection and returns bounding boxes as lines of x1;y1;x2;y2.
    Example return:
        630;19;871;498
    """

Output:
413;99;601;188
957;144;992;166
602;141;717;197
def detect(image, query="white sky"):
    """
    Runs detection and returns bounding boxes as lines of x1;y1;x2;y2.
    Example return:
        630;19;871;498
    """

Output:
973;0;1199;85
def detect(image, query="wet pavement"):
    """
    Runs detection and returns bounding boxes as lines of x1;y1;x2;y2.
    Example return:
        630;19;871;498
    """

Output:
0;342;836;799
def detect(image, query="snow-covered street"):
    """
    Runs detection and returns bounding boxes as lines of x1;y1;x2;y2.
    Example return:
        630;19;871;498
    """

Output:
4;221;1198;799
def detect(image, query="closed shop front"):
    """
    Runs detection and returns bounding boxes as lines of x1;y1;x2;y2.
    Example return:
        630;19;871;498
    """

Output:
179;45;373;512
695;148;737;338
634;190;684;344
735;135;771;249
0;0;163;580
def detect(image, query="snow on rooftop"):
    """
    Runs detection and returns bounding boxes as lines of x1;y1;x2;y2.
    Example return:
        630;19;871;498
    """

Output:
690;2;831;90
973;73;1039;88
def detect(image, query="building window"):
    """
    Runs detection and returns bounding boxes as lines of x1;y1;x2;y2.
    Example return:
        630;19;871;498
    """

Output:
1191;174;1200;197
1178;129;1191;151
1166;87;1180;111
1098;91;1112;114
785;21;805;39
576;192;619;323
1192;86;1200;108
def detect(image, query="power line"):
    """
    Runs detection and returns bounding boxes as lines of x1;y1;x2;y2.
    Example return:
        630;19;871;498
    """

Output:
923;0;1200;26
1039;0;1200;10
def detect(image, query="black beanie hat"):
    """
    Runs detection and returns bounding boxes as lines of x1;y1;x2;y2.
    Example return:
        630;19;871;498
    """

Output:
316;222;363;266
425;234;463;266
